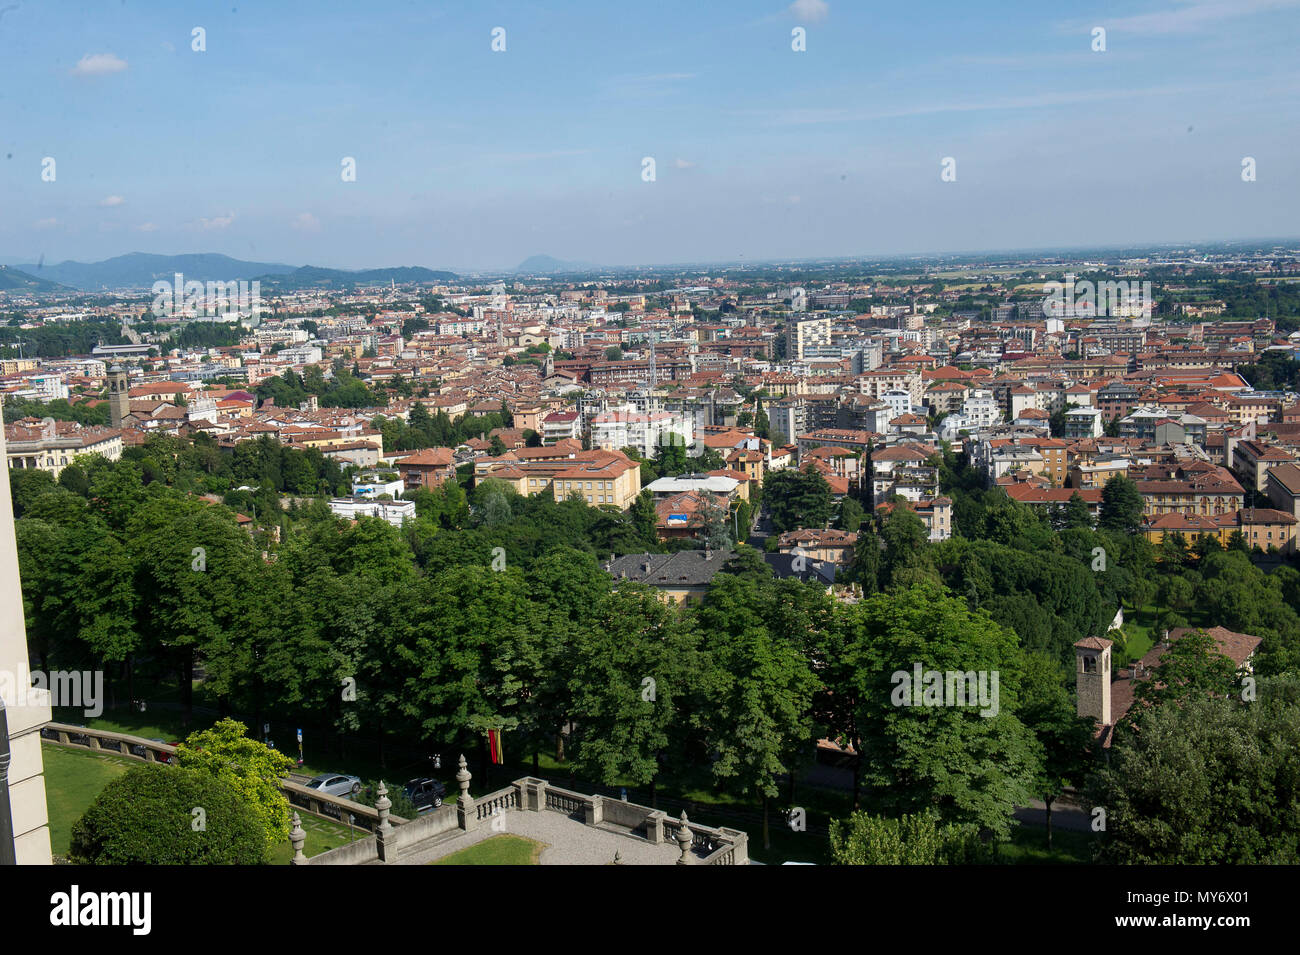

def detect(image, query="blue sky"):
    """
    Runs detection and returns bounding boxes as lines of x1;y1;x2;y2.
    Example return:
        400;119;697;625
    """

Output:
2;0;1299;271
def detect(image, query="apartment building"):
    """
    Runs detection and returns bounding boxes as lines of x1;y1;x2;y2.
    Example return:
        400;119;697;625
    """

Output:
479;448;642;509
875;495;954;542
328;497;415;527
4;419;123;478
590;409;693;459
1232;440;1295;494
540;411;582;444
396;447;458;490
1135;464;1244;517
785;316;832;360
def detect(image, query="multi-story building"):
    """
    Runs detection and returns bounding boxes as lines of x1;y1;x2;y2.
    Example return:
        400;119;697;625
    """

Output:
785;316;830;359
590;410;693;459
796;428;876;461
875;495;953;541
1062;407;1103;439
328;497;415;527
478;448;642;509
3;419;123;478
1135;464;1244;518
1233;440;1295;494
1266;461;1300;519
395;447;458;490
540;411;582;445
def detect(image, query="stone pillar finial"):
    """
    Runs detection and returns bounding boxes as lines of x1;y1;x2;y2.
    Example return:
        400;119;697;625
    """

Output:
675;810;693;865
375;780;392;832
456;753;472;806
455;754;477;832
289;812;306;864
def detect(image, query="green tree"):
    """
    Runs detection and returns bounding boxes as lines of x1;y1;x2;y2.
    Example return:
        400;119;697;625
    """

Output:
1086;676;1300;863
829;810;985;865
1019;652;1097;849
1130;628;1240;713
836;583;1041;840
173;719;296;856
764;465;833;533
693;575;818;849
568;586;706;802
70;764;268;865
628;489;660;551
1098;476;1144;534
837;496;865;533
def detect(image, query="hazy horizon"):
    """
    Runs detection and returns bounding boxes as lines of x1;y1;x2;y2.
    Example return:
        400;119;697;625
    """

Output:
5;0;1299;272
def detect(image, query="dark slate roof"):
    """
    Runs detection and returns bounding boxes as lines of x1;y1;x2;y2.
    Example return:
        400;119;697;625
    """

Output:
606;550;735;588
764;552;837;585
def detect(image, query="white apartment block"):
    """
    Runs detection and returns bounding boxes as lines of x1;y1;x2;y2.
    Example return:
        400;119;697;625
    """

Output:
186;395;220;426
591;409;694;459
786;316;830;360
437;319;485;336
880;389;914;421
279;345;324;365
28;375;68;402
329;497;415;527
256;327;309;348
857;369;924;405
961;389;1001;430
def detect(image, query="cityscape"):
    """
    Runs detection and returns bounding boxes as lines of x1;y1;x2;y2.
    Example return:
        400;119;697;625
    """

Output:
1;0;1294;932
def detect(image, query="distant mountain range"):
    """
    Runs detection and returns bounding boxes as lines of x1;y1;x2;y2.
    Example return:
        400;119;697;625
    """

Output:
514;254;601;274
0;265;67;292
2;253;457;291
257;265;458;290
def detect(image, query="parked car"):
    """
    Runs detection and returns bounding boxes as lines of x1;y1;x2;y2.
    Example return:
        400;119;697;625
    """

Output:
305;773;363;799
403;777;447;812
128;738;177;764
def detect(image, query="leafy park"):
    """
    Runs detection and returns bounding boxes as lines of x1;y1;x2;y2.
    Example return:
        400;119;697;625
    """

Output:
16;433;1300;864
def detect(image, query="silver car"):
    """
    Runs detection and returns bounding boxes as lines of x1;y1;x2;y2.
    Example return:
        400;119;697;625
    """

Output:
306;772;363;798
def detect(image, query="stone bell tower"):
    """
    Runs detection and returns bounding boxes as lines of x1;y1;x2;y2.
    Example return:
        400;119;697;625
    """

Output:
1074;635;1112;727
108;365;130;429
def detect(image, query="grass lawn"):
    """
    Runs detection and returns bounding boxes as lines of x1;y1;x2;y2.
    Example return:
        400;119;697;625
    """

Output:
1000;825;1096;865
432;834;546;865
267;814;359;864
43;741;353;864
42;744;136;860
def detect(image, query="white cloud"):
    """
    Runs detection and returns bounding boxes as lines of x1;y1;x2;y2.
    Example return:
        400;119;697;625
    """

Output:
195;212;236;230
789;0;829;22
674;158;696;169
33;217;58;229
99;195;124;207
1095;0;1300;36
291;212;321;232
136;222;158;232
71;53;127;76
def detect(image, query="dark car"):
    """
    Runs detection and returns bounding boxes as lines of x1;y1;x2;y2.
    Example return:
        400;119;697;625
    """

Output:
403;777;447;812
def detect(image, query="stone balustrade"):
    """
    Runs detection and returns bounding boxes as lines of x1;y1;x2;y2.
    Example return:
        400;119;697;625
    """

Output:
40;720;408;831
42;722;749;864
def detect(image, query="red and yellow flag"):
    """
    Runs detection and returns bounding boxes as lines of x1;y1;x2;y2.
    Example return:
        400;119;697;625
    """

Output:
487;728;504;765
